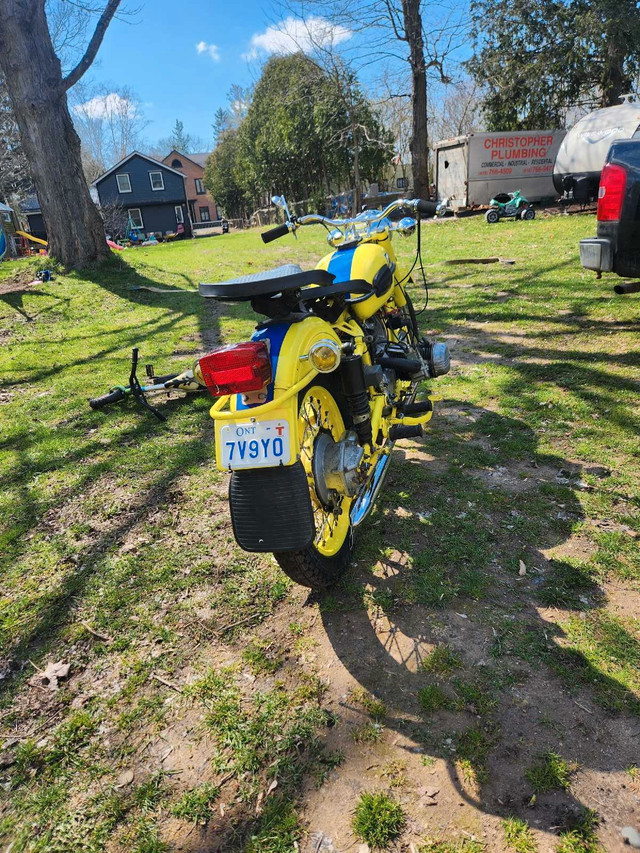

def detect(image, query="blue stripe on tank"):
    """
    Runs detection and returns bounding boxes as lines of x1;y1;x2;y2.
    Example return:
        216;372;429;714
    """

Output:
235;322;290;410
327;246;356;283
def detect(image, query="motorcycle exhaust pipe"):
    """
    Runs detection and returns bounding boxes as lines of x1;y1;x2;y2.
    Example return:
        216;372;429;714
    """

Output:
614;281;640;295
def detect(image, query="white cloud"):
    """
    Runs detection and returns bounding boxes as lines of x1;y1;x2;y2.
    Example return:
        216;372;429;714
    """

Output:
196;40;220;61
73;92;138;120
243;16;352;61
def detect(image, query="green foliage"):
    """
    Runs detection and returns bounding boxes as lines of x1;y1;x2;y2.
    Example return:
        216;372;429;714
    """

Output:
525;752;575;793
467;0;640;129
203;54;391;215
502;816;538;852
352;791;405;848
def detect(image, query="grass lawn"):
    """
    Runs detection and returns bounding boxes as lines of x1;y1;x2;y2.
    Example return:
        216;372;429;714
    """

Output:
0;214;638;852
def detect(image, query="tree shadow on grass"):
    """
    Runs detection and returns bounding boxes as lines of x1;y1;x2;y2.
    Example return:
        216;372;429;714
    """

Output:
316;403;639;846
0;254;225;669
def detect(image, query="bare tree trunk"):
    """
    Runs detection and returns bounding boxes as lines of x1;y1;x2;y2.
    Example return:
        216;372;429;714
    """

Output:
352;123;361;212
401;0;429;199
600;40;627;107
0;1;111;267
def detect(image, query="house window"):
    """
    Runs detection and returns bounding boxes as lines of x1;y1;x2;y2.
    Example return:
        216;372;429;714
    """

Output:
116;173;132;193
128;208;144;229
195;178;205;195
396;177;408;189
149;171;164;191
175;205;184;224
1;211;11;223
171;159;183;169
199;206;210;221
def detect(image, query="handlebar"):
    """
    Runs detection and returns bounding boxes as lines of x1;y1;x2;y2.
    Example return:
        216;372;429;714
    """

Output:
261;222;291;243
260;197;438;243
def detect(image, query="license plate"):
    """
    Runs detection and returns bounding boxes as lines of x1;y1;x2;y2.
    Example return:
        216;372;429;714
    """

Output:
219;419;291;469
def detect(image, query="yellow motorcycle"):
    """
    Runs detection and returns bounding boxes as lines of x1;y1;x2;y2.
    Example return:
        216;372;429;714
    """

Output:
197;196;449;589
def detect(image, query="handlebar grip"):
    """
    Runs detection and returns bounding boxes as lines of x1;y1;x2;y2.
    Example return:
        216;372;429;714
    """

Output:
89;387;126;410
416;199;438;217
261;223;290;243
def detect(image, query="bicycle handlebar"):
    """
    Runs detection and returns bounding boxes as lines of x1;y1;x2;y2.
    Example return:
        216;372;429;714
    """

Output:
89;387;126;410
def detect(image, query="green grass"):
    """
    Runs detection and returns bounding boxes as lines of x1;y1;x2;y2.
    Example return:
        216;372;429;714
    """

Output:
525;751;576;793
170;782;220;824
352;791;405;848
419;839;486;852
421;644;463;675
1;215;639;848
418;684;454;713
350;687;388;721
501;816;538;852
556;809;601;853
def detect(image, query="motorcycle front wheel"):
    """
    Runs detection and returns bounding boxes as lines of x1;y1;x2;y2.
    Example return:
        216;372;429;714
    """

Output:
275;382;354;589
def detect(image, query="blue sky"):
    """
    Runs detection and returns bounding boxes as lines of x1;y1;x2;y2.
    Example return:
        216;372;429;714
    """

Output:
84;0;352;149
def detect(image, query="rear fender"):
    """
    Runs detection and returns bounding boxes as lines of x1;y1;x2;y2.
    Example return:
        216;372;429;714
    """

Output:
212;316;341;470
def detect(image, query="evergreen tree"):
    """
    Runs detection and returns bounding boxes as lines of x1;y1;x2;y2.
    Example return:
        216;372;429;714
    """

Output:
467;0;640;130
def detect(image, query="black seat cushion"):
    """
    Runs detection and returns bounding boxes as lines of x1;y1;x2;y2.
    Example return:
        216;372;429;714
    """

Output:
199;264;334;301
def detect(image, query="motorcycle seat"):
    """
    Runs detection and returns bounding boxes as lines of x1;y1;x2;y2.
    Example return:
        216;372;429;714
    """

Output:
199;264;335;300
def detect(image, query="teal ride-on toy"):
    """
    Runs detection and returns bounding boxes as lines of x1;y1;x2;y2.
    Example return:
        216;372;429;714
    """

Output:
485;190;535;223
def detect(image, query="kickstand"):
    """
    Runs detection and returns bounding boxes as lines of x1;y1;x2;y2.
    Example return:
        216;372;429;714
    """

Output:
129;347;167;422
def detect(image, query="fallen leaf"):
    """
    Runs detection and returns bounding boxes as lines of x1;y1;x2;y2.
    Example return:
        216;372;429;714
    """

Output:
115;769;134;788
519;560;527;576
29;660;70;692
266;778;278;795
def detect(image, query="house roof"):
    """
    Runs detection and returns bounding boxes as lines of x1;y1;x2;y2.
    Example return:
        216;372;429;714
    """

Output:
92;151;187;185
0;201;13;212
188;153;210;167
164;150;211;169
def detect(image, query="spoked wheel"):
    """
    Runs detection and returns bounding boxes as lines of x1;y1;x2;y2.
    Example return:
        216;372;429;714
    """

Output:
275;383;354;589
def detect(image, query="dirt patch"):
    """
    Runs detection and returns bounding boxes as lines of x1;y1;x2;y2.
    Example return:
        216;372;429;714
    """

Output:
0;269;41;295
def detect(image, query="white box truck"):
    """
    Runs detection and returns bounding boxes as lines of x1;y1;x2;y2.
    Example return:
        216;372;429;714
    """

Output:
435;130;567;209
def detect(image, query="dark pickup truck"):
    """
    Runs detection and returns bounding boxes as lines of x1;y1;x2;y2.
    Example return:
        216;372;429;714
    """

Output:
579;139;640;294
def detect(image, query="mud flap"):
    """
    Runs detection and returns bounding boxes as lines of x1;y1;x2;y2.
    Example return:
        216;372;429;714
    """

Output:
229;460;315;552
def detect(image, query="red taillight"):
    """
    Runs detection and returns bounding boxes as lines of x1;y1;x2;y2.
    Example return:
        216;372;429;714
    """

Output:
597;163;627;222
198;341;271;396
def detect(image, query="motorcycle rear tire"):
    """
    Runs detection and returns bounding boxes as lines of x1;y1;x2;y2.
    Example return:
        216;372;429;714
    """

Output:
275;379;355;589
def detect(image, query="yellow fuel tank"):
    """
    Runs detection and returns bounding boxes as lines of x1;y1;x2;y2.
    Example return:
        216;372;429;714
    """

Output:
316;242;395;321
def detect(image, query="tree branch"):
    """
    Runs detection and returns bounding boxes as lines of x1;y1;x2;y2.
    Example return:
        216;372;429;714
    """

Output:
62;0;122;91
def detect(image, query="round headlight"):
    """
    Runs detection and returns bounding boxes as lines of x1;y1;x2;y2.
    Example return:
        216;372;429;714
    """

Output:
309;339;341;373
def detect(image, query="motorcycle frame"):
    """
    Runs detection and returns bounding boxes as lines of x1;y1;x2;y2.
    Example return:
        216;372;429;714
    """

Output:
208;226;435;526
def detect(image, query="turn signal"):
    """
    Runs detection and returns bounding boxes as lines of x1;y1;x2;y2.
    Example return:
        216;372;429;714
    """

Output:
309;339;341;373
197;341;271;396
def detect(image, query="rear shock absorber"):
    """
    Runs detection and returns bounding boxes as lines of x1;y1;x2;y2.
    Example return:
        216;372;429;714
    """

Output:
340;354;372;445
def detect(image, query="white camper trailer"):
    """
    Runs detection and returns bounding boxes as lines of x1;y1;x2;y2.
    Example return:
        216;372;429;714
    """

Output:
553;99;640;201
435;130;567;209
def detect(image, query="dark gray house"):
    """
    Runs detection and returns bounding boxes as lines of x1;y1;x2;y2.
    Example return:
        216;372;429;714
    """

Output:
92;152;191;238
20;195;47;242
